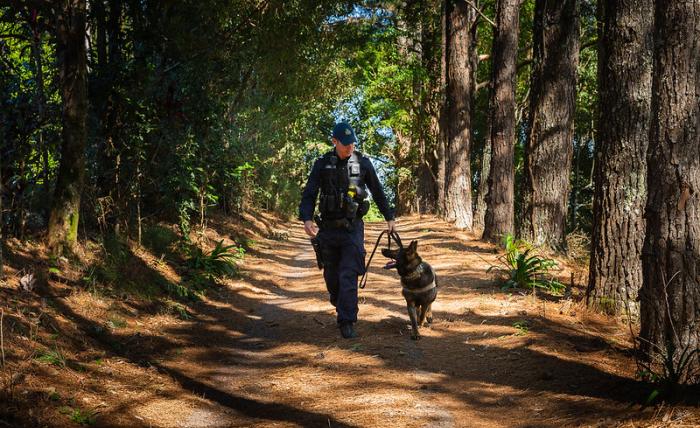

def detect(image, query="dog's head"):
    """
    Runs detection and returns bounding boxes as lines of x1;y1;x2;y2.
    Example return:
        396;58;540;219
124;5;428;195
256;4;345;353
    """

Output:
381;240;422;276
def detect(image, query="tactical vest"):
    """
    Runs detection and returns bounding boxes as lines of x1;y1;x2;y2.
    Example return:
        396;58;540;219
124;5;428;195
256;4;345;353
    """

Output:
318;151;369;220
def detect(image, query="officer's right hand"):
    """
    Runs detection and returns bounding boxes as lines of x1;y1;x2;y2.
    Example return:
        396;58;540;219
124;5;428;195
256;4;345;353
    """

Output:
304;220;318;238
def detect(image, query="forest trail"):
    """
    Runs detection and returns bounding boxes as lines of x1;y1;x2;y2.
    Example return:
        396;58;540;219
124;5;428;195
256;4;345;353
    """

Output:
133;215;677;428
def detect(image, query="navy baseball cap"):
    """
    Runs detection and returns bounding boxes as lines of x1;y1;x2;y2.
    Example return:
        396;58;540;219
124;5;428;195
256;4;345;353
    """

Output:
332;122;358;146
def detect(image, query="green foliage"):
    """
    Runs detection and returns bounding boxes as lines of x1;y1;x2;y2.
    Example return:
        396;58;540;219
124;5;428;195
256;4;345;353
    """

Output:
141;225;179;257
162;300;193;320
2;0;368;240
89;234;178;299
635;272;700;402
512;320;530;336
59;406;96;426
637;340;700;403
363;201;386;222
488;235;565;294
106;315;127;330
35;347;66;368
185;240;244;279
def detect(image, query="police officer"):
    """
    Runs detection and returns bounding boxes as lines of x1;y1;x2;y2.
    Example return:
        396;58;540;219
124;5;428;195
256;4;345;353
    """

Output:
299;122;395;339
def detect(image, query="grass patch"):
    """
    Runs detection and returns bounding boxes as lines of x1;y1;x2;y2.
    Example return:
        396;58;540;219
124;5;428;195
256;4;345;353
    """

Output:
141;225;179;258
512;320;530;336
106;314;127;329
59;406;96;425
161;300;193;320
87;234;176;299
35;347;66;368
86;233;241;302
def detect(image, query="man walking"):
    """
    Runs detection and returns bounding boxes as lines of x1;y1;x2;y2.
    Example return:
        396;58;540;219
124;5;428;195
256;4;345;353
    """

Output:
299;122;395;338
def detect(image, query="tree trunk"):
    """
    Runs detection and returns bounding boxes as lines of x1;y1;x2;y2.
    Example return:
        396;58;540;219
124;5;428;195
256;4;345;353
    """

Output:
482;0;520;243
0;166;3;279
587;0;653;316
473;137;490;232
93;0;107;71
640;0;700;364
393;6;418;217
395;130;414;216
520;0;579;248
416;146;438;213
417;0;442;215
48;0;88;254
436;0;448;216
444;0;477;230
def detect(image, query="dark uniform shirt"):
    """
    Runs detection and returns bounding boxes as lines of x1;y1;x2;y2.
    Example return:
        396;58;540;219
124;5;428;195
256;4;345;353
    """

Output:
299;150;394;222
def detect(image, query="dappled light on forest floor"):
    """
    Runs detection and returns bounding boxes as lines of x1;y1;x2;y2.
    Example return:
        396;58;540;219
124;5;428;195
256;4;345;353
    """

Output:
106;215;690;427
1;214;698;427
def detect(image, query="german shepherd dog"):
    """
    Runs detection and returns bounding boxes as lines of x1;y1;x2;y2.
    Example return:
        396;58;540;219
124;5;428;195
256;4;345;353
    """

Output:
382;240;437;340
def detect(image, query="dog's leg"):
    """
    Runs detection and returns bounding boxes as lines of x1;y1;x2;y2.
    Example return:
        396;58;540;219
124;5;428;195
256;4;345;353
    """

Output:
425;303;433;325
407;302;420;340
418;304;428;327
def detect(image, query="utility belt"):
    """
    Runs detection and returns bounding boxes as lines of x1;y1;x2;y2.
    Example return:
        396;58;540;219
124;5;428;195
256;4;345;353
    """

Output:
309;209;366;271
310;214;358;270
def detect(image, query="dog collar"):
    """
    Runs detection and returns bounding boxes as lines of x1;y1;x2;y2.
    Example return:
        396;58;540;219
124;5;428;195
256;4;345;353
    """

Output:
402;278;436;294
401;263;424;281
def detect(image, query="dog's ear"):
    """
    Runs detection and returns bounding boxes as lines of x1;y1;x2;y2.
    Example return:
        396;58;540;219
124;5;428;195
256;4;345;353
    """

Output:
408;240;418;253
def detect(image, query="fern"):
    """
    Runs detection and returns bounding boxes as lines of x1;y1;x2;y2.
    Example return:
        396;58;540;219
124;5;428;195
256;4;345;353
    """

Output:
186;240;243;279
488;234;565;294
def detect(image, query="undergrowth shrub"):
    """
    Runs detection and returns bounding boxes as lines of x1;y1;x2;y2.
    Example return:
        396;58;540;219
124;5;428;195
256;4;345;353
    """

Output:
185;240;244;279
141;225;179;257
634;272;700;403
488;234;565;294
88;235;166;298
637;339;699;404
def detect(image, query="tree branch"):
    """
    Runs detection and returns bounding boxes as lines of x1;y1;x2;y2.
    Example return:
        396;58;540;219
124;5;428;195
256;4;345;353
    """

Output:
580;38;597;52
517;58;533;70
0;33;28;40
463;0;496;27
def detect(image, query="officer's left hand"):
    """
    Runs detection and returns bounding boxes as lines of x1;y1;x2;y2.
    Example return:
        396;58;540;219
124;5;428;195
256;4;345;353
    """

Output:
386;219;396;233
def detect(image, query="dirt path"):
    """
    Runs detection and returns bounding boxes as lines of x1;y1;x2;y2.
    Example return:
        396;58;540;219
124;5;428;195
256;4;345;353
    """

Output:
137;216;690;427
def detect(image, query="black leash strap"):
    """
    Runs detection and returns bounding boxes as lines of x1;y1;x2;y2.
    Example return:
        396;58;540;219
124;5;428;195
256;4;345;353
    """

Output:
359;230;403;289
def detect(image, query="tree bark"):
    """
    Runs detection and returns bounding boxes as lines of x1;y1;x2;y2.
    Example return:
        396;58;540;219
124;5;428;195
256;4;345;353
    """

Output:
395;130;414;216
587;0;653;316
436;0;448;216
48;0;88;254
640;0;700;363
93;0;107;71
394;6;418;217
416;146;438;213
473;136;491;231
417;0;442;215
0;166;3;279
519;0;579;248
482;0;520;243
444;0;477;230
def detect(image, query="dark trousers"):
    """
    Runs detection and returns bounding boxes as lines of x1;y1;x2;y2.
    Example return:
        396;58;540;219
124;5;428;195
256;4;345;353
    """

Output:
318;219;366;324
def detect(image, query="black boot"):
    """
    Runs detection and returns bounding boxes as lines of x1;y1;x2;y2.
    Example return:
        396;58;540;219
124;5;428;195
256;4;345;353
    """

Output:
339;322;357;339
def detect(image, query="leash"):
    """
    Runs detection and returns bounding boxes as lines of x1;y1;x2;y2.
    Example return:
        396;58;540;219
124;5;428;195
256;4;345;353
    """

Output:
359;230;403;289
